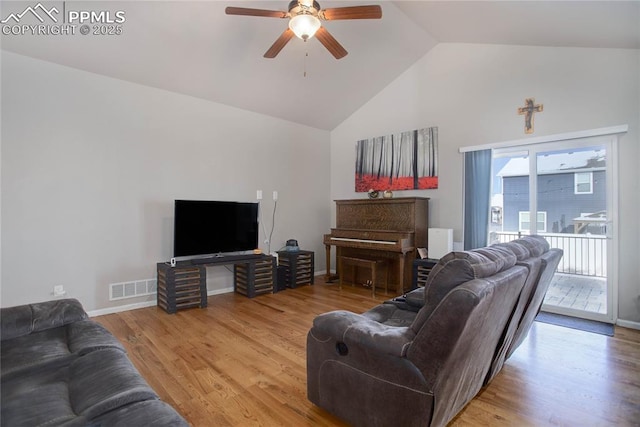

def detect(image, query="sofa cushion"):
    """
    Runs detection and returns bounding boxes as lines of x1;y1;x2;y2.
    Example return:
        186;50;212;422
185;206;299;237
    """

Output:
423;246;516;301
466;246;518;274
76;400;189;427
511;235;549;257
1;320;125;381
364;303;419;327
410;246;517;334
1;362;77;426
67;320;126;355
2;327;73;382
1;348;158;427
69;348;158;419
493;241;531;261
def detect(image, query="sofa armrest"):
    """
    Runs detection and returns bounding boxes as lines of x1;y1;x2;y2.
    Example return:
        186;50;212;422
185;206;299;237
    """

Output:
311;310;416;357
1;299;88;341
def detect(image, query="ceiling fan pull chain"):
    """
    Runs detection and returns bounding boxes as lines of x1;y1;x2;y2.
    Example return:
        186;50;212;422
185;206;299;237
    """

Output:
304;51;308;77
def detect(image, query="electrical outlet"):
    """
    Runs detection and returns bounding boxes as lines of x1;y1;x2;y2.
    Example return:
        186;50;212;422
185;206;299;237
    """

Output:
53;285;66;297
272;190;278;201
256;190;262;200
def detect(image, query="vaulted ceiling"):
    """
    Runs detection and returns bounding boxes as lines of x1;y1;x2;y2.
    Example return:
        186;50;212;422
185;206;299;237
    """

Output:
2;1;639;130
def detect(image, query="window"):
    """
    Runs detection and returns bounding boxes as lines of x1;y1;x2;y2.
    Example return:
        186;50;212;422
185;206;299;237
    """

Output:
519;211;547;232
462;126;622;321
575;172;593;194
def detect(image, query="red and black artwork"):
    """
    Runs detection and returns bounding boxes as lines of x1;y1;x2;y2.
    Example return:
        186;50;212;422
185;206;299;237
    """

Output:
355;127;438;192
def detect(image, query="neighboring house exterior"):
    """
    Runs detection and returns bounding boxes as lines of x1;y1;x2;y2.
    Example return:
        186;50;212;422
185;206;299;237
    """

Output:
493;150;606;235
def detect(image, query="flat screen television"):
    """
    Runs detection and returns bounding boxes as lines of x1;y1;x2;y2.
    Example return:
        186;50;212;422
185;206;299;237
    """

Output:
173;200;259;258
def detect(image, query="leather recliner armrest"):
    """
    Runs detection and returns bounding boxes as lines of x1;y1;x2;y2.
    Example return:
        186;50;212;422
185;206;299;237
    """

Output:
310;310;416;357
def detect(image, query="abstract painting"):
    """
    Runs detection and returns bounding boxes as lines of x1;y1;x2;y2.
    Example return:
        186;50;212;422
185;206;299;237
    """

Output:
355;127;438;192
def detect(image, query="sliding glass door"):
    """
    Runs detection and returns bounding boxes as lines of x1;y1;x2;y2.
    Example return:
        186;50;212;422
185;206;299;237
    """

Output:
491;136;616;323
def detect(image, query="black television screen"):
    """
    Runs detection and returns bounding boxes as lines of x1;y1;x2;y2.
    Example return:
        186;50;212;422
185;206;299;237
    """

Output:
173;200;259;257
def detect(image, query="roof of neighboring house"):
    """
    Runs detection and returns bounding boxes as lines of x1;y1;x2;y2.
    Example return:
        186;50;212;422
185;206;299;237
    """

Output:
497;149;606;177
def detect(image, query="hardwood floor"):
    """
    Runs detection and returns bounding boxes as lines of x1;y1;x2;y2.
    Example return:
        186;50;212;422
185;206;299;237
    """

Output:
94;282;640;426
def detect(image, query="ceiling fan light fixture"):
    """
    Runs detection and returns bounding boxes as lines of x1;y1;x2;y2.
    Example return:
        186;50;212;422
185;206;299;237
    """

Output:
289;14;321;41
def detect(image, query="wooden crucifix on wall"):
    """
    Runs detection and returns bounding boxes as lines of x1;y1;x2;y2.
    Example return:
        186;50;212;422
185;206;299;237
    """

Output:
517;98;543;134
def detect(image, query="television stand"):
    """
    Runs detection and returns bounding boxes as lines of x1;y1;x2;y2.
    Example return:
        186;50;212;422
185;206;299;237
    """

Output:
156;254;275;314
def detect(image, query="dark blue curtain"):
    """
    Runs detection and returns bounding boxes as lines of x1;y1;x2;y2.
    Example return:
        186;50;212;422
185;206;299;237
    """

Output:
464;149;492;250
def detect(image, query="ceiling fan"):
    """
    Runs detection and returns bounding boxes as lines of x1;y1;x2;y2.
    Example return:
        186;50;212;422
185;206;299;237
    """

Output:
225;1;382;59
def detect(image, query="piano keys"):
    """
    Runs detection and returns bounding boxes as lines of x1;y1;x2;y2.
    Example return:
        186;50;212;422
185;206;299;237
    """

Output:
324;197;429;293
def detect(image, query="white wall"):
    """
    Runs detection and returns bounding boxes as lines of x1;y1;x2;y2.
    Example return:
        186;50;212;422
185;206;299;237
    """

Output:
331;44;640;323
1;52;330;312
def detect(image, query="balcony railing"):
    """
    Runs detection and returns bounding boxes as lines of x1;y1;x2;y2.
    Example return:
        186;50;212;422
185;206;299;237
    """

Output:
491;231;607;277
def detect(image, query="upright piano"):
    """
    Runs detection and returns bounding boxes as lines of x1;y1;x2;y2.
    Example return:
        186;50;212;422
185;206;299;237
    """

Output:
324;197;429;293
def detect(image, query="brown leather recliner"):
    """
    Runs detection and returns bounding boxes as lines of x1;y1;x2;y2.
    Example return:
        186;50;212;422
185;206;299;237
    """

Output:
307;245;529;427
307;236;563;426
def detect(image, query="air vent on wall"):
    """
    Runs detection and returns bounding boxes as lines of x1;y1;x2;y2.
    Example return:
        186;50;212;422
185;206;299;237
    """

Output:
109;278;157;301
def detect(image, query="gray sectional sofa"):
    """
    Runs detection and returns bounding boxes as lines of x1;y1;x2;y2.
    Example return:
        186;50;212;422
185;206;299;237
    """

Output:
1;298;188;426
307;235;562;427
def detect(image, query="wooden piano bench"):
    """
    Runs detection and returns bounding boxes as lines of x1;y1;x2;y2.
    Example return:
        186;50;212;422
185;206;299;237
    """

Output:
339;256;389;297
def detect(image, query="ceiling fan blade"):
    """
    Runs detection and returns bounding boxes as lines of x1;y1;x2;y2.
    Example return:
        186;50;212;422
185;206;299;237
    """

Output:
315;27;348;59
225;7;288;18
264;29;295;58
320;5;382;20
